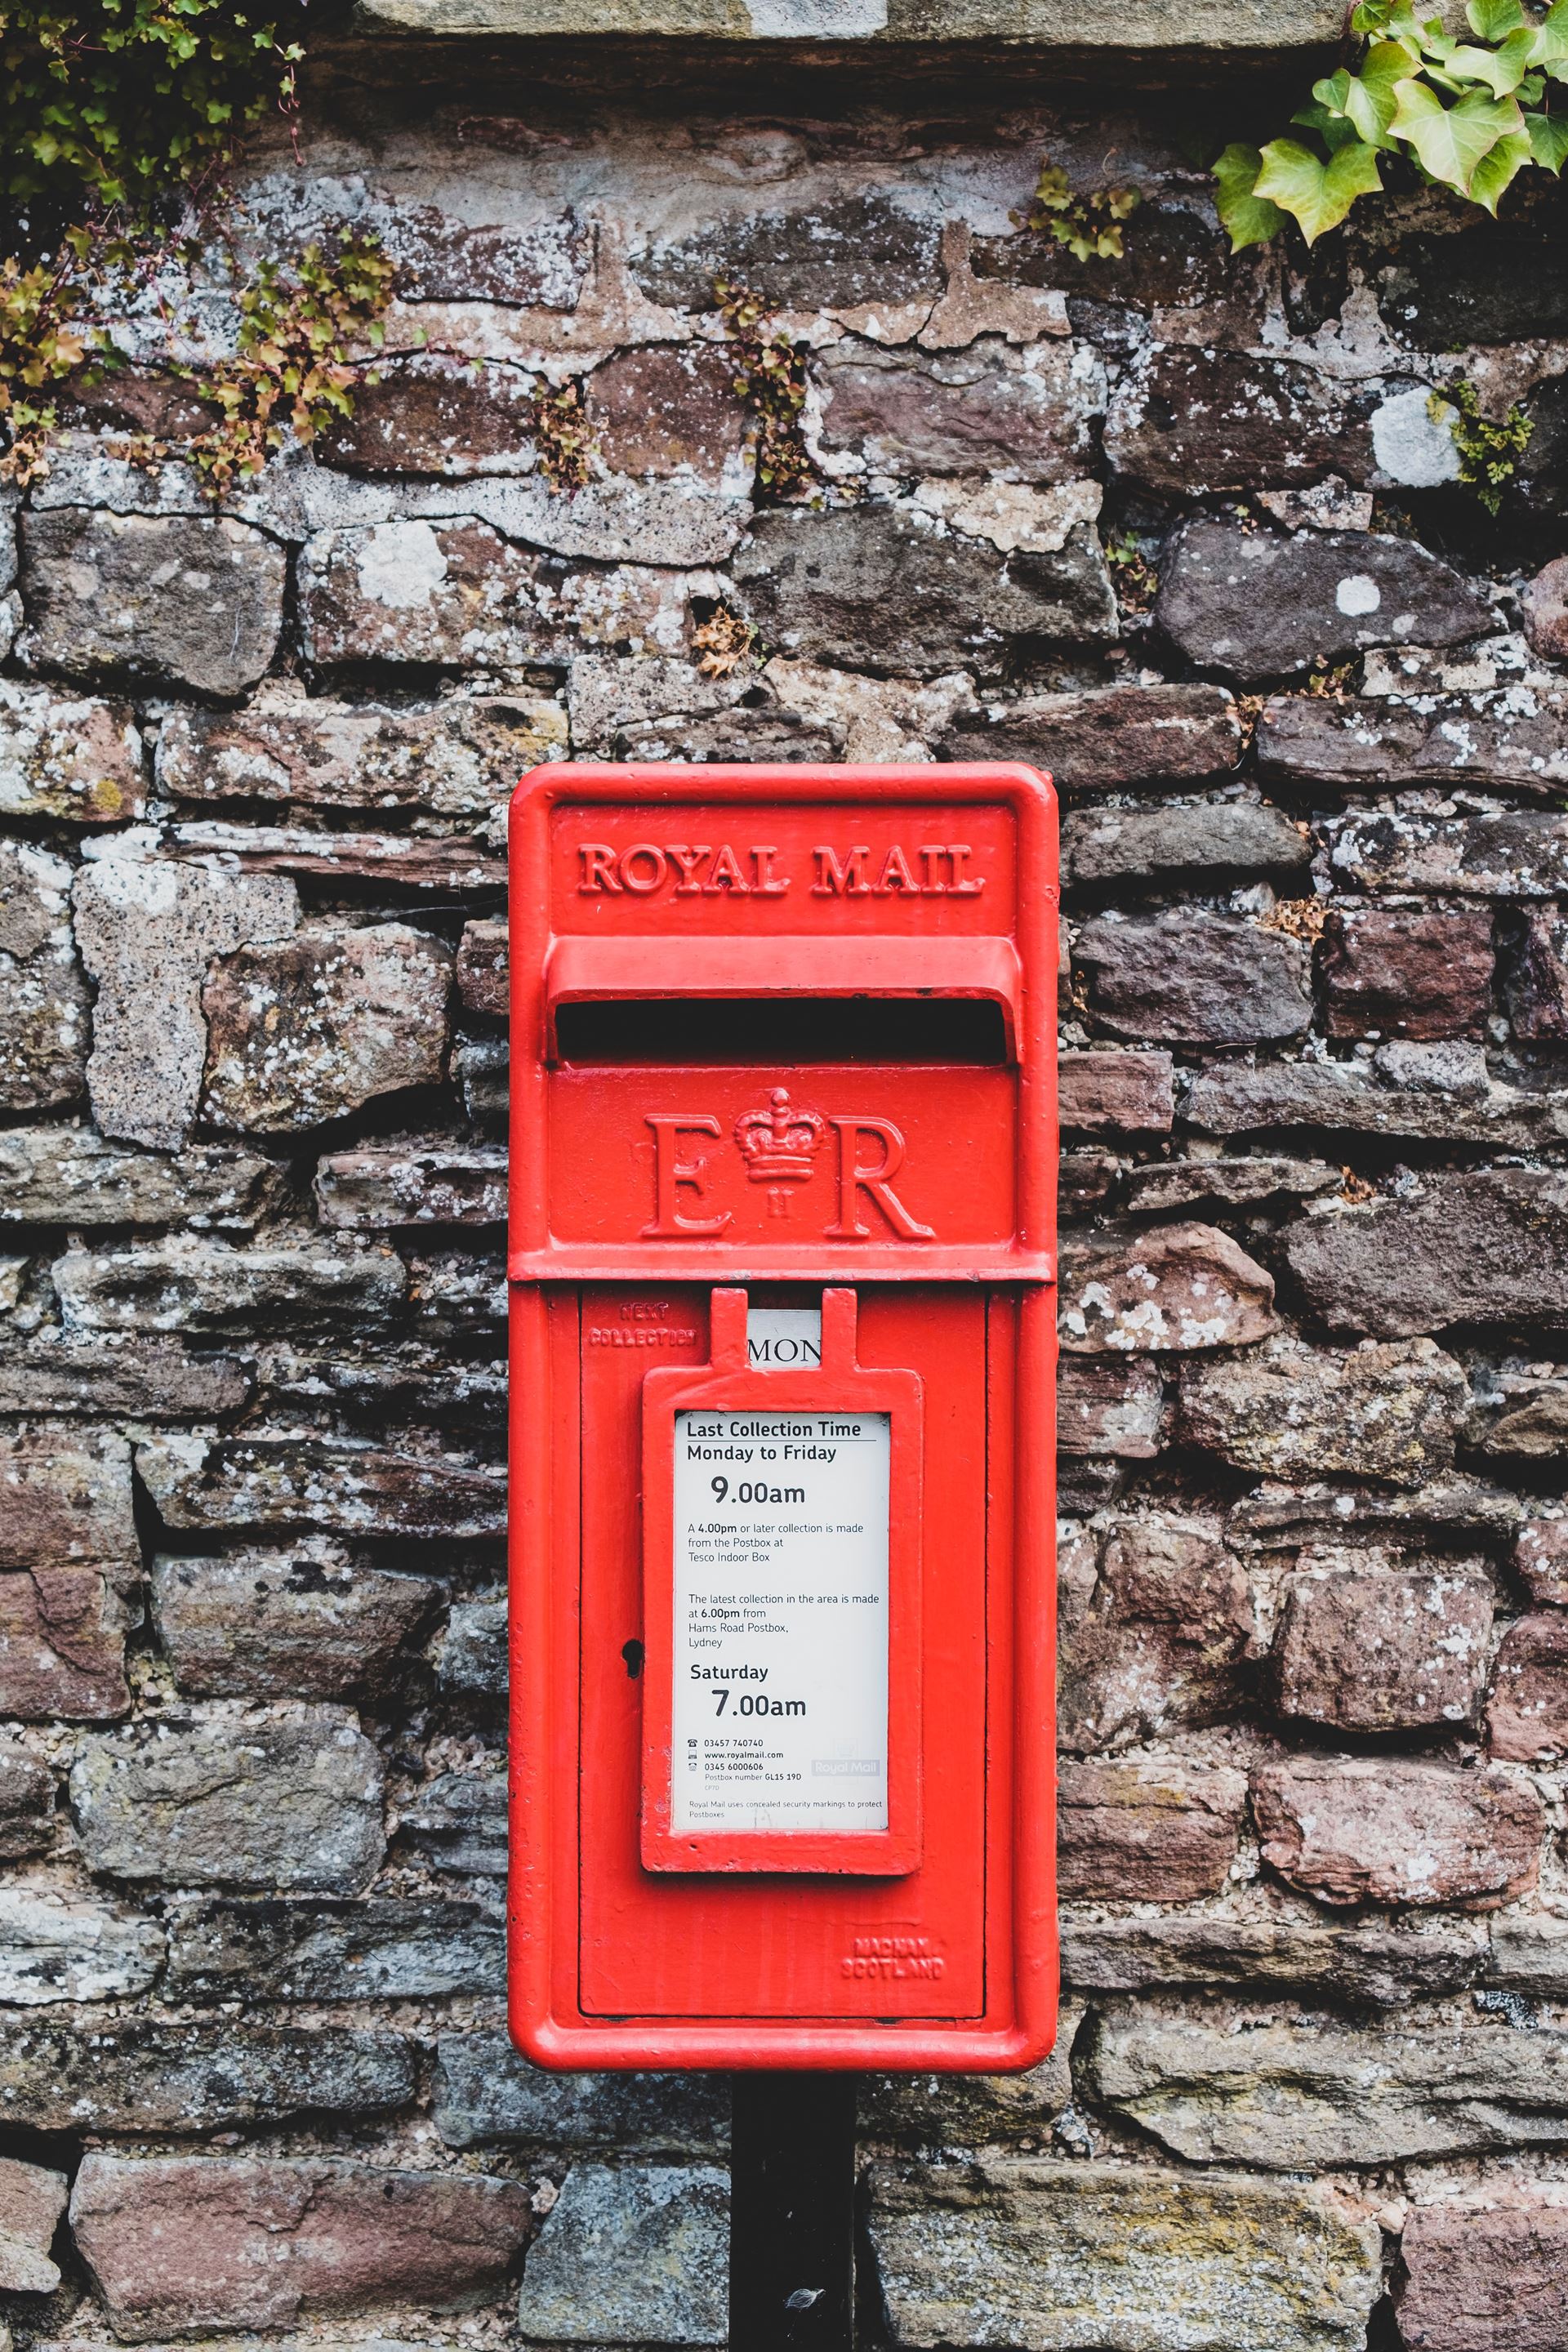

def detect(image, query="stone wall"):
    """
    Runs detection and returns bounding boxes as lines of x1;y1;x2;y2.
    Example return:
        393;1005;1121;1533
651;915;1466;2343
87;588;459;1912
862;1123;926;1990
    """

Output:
2;25;1568;2352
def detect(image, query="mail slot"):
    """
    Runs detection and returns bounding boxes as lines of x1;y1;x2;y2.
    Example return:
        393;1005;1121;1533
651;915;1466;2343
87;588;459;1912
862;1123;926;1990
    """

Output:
507;762;1058;2069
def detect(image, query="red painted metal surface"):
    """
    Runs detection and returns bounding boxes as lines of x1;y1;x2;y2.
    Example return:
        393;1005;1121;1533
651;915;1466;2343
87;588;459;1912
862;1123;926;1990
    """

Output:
507;763;1058;2069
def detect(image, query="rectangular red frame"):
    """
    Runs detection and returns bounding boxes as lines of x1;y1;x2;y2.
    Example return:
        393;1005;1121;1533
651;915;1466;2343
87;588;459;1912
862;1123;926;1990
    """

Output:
508;762;1059;2071
640;1286;923;1877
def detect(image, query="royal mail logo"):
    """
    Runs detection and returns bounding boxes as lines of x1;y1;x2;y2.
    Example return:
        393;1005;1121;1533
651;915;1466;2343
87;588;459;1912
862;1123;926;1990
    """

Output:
643;1090;933;1241
576;840;985;900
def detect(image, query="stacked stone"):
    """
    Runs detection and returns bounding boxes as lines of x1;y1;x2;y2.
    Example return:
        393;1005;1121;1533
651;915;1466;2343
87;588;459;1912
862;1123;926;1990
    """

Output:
1;44;1567;2352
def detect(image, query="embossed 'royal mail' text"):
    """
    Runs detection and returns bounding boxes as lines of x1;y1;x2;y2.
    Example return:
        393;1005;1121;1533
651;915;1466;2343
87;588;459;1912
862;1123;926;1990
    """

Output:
577;842;984;898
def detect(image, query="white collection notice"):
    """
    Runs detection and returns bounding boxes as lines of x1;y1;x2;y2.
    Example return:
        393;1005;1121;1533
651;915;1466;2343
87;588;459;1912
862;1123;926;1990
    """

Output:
670;1395;891;1836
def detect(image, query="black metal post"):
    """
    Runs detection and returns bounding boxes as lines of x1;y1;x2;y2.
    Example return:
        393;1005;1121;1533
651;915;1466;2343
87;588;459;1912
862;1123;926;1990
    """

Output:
729;2072;857;2352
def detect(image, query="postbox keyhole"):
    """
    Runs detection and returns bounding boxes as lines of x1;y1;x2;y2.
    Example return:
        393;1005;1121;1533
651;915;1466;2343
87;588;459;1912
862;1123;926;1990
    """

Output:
621;1638;644;1679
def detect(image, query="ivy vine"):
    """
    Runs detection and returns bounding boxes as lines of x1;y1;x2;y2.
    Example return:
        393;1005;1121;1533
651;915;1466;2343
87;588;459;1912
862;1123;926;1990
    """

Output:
0;0;390;489
2;0;305;216
178;238;395;492
1217;0;1568;247
0;239;111;482
1428;375;1535;510
714;276;817;502
527;374;597;492
1014;156;1141;261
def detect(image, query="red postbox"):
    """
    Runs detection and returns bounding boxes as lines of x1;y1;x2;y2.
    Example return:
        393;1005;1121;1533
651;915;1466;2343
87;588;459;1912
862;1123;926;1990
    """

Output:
507;763;1058;2070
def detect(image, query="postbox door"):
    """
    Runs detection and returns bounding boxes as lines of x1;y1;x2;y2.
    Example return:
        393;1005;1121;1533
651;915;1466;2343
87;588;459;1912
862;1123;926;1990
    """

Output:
572;1283;1000;2020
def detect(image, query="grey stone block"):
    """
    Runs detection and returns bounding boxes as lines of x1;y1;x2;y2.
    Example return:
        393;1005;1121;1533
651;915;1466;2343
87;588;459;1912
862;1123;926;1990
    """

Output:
516;2163;728;2346
55;1236;407;1337
72;852;298;1151
1085;2006;1568;2168
0;1128;278;1229
150;1549;440;1699
0;1886;163;2006
400;1772;507;1876
1062;798;1310;890
733;503;1115;678
869;2158;1380;2351
1283;1170;1568;1339
0;841;90;1113
1156;518;1489;680
361;0;1347;53
20;511;285;697
0;2017;413;2130
1075;909;1311;1045
201;923;453;1134
166;1894;503;1998
70;1712;386;1892
434;2031;728;2152
136;1433;506;1540
436;1597;508;1697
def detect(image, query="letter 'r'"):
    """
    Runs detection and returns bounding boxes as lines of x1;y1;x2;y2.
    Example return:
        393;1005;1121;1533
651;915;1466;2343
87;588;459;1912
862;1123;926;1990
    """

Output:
824;1117;935;1241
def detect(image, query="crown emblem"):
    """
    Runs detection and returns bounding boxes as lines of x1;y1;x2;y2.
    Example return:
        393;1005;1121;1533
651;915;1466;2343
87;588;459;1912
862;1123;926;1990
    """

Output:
733;1088;826;1186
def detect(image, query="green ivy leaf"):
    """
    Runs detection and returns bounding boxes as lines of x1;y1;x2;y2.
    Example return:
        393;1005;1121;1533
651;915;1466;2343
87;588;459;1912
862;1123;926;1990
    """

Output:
0;0;306;209
1312;68;1352;110
1528;5;1568;65
1445;28;1539;93
1419;27;1464;74
1342;40;1413;139
1355;0;1430;35
1467;0;1525;36
1388;77;1525;189
1253;132;1385;240
1213;141;1290;248
1525;105;1568;166
1468;124;1534;204
1294;100;1368;152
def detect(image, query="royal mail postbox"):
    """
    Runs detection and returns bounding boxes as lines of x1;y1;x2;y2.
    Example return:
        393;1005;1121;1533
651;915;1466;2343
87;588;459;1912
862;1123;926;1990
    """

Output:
507;763;1058;2069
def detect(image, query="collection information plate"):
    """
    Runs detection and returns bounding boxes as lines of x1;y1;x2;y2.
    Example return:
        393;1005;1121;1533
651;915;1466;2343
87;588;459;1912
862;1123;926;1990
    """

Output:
671;1407;891;1834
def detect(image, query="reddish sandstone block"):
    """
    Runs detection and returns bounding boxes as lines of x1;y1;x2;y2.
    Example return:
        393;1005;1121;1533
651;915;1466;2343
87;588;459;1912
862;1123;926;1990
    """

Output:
1058;1759;1246;1901
70;2154;532;2338
1058;1358;1163;1459
0;1567;131;1720
0;2155;67;2292
0;1428;137;1570
1487;1615;1568;1761
1253;1757;1543;1909
1058;1519;1252;1752
1321;909;1494;1040
457;917;509;1015
1060;1223;1276;1354
586;344;747;481
1058;1050;1174;1136
1517;1519;1568;1606
1508;911;1568;1041
1275;1559;1493;1733
1400;2195;1568;2352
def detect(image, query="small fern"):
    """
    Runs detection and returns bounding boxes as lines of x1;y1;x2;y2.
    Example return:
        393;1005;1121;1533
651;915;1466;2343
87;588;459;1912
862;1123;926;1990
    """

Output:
1429;375;1535;512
